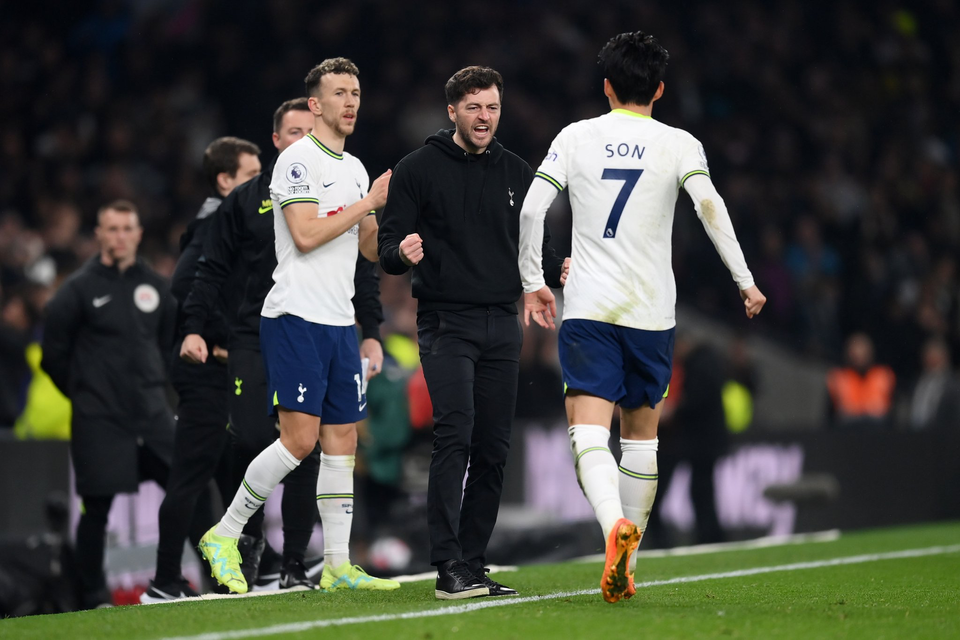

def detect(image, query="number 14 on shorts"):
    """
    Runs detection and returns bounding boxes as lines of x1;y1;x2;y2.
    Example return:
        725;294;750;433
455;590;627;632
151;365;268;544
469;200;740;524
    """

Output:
355;358;370;409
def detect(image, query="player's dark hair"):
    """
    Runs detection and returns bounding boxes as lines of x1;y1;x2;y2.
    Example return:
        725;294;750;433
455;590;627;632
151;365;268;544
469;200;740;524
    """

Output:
96;199;139;223
598;31;670;106
202;136;261;192
444;66;504;105
304;58;360;98
273;98;311;133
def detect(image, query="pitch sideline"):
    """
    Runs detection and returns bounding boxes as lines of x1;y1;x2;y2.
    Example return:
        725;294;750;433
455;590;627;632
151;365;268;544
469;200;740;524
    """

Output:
160;543;960;640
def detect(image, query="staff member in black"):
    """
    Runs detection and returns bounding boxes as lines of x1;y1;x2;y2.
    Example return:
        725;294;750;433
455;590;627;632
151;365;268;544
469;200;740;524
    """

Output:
378;66;567;600
42;200;178;609
178;98;385;589
141;136;262;603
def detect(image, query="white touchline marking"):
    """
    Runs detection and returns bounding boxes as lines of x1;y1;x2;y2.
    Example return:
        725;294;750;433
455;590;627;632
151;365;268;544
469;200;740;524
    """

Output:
575;529;841;563
159;544;960;640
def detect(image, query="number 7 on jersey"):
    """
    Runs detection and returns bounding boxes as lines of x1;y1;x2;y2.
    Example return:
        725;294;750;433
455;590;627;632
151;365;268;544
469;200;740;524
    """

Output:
601;168;643;238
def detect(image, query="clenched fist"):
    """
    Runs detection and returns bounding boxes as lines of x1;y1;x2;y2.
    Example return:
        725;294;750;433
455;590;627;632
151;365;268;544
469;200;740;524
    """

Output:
400;233;424;266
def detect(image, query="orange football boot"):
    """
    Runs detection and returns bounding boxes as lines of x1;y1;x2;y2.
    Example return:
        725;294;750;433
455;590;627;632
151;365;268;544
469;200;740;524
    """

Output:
601;518;641;603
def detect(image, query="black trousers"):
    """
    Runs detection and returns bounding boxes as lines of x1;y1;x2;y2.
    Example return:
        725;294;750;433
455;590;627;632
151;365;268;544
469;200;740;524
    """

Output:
418;307;522;566
76;445;170;607
648;452;724;546
153;383;231;585
228;348;319;561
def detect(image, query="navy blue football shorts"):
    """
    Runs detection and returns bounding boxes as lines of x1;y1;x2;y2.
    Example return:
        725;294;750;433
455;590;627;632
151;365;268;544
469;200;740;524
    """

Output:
260;314;366;424
558;319;674;409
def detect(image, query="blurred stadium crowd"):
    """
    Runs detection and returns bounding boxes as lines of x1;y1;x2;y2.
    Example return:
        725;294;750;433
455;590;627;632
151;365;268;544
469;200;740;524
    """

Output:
2;0;959;429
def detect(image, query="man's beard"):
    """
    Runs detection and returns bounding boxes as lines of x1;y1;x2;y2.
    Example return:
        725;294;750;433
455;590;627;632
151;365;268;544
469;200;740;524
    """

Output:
455;116;495;152
327;113;355;137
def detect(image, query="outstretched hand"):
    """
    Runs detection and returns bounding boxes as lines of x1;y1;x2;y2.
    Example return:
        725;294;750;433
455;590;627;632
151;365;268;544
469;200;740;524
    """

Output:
740;285;767;318
524;286;557;330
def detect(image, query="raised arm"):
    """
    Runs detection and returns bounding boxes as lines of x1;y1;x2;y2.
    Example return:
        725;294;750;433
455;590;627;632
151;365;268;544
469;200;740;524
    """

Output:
378;160;420;275
284;170;390;254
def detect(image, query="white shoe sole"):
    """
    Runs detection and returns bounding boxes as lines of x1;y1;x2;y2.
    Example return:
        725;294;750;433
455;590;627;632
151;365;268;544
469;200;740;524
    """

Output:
435;587;489;600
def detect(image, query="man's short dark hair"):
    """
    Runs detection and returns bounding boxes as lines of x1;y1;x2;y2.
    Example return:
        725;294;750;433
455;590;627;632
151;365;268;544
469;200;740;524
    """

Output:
444;66;504;105
304;58;359;98
273;98;311;133
202;136;261;192
97;199;139;224
598;31;670;106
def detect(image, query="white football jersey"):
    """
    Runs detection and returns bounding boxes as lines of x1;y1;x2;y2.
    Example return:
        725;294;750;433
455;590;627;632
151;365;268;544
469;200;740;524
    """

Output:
522;109;753;331
262;133;370;326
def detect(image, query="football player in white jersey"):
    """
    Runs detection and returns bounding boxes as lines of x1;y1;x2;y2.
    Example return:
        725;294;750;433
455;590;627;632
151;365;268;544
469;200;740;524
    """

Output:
518;32;766;603
199;58;399;594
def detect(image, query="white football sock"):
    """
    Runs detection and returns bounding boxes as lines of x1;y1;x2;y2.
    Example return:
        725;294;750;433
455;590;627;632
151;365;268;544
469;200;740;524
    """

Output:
619;437;658;572
216;439;300;538
316;453;355;568
569;424;623;539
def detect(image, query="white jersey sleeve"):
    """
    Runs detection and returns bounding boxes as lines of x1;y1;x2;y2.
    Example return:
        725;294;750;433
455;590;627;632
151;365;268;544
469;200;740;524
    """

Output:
519;128;572;292
676;134;754;290
271;143;321;210
676;133;711;189
683;172;754;290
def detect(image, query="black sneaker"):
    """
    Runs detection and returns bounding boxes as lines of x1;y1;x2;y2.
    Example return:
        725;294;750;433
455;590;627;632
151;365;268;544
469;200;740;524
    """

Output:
471;566;519;597
238;534;267;587
279;557;319;591
255;546;283;590
435;559;490;600
139;577;199;604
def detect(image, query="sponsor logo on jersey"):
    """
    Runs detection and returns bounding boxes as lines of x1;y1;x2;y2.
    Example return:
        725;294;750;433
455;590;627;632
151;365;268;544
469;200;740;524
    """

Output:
92;295;112;308
134;284;160;313
288;162;308;183
258;199;273;214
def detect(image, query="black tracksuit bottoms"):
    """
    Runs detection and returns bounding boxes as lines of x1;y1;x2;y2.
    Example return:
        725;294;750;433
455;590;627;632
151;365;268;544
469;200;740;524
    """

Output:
417;306;522;566
153;381;231;585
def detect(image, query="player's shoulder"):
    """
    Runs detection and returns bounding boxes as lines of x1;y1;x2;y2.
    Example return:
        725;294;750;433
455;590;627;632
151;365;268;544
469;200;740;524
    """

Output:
341;150;366;171
273;137;320;184
279;135;316;160
655;120;702;149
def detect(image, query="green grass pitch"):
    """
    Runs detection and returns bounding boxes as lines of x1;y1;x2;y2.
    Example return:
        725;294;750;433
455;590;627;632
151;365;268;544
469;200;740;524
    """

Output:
4;521;959;639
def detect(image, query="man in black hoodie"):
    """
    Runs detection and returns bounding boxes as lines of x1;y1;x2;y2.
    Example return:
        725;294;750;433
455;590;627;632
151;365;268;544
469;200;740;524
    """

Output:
379;66;567;600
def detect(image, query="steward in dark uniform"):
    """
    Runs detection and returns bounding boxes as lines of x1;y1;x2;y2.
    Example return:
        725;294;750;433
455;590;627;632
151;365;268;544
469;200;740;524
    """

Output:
42;200;178;608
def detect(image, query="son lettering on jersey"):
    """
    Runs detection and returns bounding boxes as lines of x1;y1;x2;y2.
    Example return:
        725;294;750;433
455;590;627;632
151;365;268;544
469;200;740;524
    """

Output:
605;143;646;160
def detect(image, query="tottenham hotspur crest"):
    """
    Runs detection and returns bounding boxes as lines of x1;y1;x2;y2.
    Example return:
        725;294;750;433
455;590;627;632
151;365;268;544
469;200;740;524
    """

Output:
508;188;514;207
297;383;307;403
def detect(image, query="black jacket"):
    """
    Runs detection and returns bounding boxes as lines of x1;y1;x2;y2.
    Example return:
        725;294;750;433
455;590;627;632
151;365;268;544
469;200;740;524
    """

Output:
180;157;383;351
378;130;564;311
170;196;232;390
41;256;177;420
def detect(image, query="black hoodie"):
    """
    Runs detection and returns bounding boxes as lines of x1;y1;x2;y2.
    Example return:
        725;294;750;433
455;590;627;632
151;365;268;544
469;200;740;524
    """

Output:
379;130;564;311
